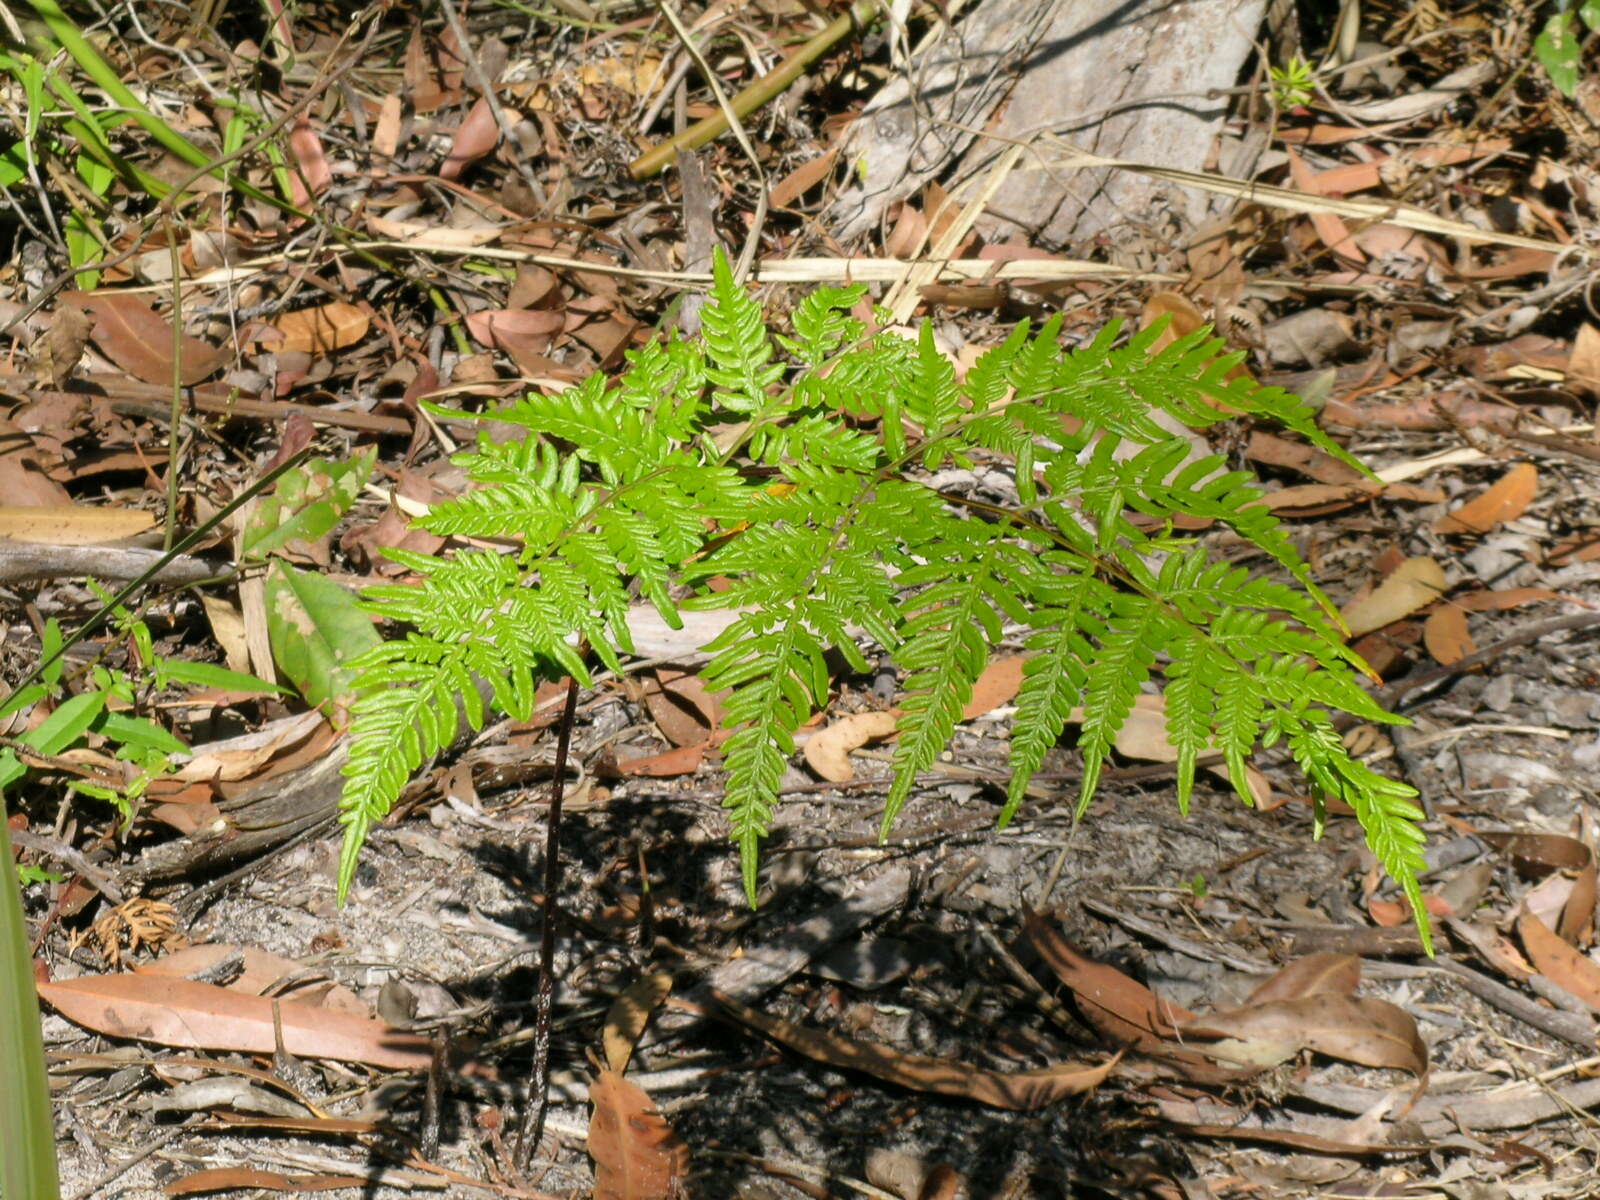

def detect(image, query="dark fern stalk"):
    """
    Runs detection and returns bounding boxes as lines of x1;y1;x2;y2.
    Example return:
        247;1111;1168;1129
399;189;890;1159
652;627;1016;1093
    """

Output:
338;249;1431;951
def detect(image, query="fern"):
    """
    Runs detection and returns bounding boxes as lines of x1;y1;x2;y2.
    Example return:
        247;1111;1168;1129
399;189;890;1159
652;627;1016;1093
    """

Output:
339;249;1432;952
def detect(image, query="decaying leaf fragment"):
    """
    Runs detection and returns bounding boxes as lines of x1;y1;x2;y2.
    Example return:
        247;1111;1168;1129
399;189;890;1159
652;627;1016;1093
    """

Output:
1341;556;1447;637
803;710;898;782
588;1070;690;1200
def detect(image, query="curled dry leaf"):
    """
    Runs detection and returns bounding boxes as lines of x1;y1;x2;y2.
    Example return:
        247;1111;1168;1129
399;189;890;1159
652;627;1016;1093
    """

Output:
271;302;370;356
37;972;431;1069
1179;994;1429;1097
715;991;1115;1111
34;303;93;388
1434;462;1538;535
1481;831;1596;945
803;710;898;782
1422;606;1475;665
588;1070;689;1200
1517;911;1600;1011
865;1149;961;1200
1244;953;1362;1005
1341;556;1447;637
440;95;500;181
603;973;672;1075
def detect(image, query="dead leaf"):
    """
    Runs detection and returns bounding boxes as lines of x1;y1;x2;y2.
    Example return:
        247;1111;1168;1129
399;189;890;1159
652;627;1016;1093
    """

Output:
1287;146;1363;262
715;991;1115;1110
1244;953;1362;1005
287;115;332;208
0;505;155;544
69;289;225;385
165;1166;368;1194
440;95;500;181
961;654;1027;720
1455;587;1565;612
1180;994;1429;1094
1434;463;1539;535
865;1150;961;1200
1566;323;1600;394
373;93;403;159
640;668;725;748
136;943;365;1016
1482;831;1596;945
464;308;565;372
271;302;370;356
771;146;840;208
1140;290;1208;351
201;595;252;675
588;1070;689;1200
173;711;326;783
611;744;705;777
34;303;93;388
1517;911;1600;1010
37;972;430;1069
604;974;672;1075
803;710;898;782
1341;556;1447;637
1422;606;1475;665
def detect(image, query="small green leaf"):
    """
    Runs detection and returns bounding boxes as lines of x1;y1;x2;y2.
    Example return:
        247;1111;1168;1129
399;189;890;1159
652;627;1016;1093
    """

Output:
1537;12;1583;97
23;691;106;756
154;658;285;695
265;561;382;726
1582;0;1600;31
94;711;188;756
243;447;378;561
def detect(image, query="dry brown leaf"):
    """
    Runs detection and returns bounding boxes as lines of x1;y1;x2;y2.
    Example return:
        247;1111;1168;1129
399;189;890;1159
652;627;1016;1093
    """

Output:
37;972;431;1069
1180;994;1429;1093
465;308;565;372
1434;462;1539;535
588;1070;689;1200
1244;953;1362;1005
0;504;155;545
440;96;501;181
1568;323;1600;394
611;744;704;777
201;595;252;675
286;115;332;208
1481;831;1596;945
373;93;403;159
603;974;672;1075
68;290;225;386
34;303;93;388
1422;606;1475;665
1140;290;1208;352
715;991;1115;1110
771;146;840;208
137;943;365;1016
1517;911;1600;1010
1341;556;1447;637
865;1150;961;1200
173;711;326;783
366;214;504;247
803;710;898;783
272;302;370;356
1287;146;1363;262
1455;587;1565;612
165;1166;368;1194
961;654;1027;720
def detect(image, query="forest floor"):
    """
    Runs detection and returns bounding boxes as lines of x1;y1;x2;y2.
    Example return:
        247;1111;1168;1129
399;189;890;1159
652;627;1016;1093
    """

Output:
8;1;1600;1197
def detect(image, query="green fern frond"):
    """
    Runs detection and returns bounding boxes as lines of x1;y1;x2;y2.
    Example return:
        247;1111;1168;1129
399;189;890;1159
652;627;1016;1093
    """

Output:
337;246;1435;949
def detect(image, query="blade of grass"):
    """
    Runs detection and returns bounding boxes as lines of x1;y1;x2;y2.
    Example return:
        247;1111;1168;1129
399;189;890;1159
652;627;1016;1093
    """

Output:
0;811;60;1200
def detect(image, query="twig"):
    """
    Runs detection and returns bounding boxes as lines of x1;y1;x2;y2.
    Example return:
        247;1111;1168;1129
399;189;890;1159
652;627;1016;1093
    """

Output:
629;0;882;180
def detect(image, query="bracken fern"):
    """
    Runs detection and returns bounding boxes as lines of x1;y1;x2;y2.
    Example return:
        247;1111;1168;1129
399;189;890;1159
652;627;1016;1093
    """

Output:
339;250;1430;950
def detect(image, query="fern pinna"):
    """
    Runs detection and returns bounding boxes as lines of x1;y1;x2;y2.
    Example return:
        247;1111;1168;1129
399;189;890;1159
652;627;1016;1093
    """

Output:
339;249;1429;949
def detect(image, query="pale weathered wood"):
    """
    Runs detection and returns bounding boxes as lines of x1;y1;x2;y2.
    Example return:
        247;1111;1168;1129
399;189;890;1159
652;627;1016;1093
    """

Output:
828;0;1268;250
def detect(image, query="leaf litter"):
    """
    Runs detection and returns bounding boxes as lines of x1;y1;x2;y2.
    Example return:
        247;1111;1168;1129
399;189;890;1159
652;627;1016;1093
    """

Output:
6;0;1600;1195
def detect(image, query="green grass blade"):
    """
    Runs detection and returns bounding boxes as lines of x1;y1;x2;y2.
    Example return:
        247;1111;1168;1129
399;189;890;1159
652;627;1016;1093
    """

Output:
0;811;60;1200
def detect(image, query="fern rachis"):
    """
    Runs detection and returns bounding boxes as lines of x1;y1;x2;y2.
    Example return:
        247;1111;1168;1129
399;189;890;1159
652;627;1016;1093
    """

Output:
338;249;1431;951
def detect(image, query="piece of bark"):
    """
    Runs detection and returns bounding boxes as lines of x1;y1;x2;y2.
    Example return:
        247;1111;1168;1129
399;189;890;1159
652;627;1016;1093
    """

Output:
828;0;1268;249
